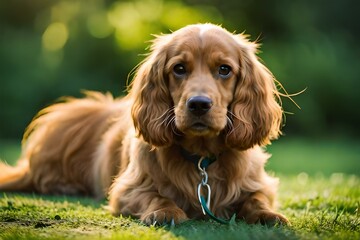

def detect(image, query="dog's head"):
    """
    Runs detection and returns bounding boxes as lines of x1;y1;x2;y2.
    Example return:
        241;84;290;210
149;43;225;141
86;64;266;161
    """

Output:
131;24;282;150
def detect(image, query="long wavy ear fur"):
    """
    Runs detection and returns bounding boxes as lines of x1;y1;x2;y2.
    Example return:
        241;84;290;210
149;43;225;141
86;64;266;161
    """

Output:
130;35;174;147
226;35;283;150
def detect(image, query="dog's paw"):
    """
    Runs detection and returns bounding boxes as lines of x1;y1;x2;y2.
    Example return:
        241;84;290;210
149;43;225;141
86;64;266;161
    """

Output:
141;207;188;226
254;211;290;226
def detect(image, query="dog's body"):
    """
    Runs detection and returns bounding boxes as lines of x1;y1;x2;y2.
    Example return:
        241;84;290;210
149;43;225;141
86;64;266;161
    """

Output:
0;24;288;225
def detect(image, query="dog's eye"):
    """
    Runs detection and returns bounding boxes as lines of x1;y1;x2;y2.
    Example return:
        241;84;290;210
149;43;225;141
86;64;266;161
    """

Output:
218;65;232;78
173;64;187;77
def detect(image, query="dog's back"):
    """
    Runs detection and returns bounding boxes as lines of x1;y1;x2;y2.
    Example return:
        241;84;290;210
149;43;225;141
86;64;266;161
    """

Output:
0;91;129;197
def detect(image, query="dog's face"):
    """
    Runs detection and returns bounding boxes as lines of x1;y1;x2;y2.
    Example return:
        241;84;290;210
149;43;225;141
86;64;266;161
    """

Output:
131;24;282;150
165;27;239;137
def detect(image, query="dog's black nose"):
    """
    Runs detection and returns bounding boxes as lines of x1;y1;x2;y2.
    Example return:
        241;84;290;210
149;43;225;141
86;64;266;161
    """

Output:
186;96;213;116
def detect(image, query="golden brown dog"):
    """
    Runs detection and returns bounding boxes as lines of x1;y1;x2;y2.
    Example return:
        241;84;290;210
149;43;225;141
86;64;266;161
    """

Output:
0;23;288;225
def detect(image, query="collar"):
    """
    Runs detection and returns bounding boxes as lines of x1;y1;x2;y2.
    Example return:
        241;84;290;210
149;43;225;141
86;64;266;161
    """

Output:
180;147;217;169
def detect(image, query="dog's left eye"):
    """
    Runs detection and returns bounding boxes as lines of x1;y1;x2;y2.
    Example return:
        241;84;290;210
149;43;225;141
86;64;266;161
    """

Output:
218;65;232;78
173;64;187;78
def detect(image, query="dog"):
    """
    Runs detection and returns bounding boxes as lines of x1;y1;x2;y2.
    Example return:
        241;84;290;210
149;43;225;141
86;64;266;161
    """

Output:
0;23;289;225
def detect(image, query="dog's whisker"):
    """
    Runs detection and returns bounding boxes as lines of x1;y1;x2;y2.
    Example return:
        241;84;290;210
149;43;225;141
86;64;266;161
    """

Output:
168;116;182;136
155;109;182;137
225;118;236;137
165;115;175;128
149;107;175;124
226;116;234;130
227;110;241;121
163;109;176;126
225;111;244;137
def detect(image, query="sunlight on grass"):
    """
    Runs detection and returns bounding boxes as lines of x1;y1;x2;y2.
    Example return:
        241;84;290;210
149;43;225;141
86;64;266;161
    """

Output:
279;174;360;240
1;175;358;240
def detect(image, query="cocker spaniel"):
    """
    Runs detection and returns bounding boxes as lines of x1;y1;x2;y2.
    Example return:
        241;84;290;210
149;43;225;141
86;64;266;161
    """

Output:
0;23;289;225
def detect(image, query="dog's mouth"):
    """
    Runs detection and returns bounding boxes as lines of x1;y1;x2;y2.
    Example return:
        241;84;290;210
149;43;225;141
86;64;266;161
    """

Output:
191;123;209;131
177;119;224;137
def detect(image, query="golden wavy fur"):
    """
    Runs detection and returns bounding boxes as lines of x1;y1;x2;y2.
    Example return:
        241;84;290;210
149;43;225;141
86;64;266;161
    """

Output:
0;24;288;225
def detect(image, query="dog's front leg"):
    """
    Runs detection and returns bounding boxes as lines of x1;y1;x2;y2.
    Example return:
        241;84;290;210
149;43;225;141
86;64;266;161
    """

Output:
108;180;188;226
237;191;289;226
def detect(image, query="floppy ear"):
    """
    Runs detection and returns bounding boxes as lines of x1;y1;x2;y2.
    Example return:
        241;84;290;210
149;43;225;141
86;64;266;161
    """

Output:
130;36;174;147
226;36;283;150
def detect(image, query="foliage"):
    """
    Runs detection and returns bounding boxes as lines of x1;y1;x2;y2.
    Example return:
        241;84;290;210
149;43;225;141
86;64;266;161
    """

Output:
0;0;359;139
0;175;359;240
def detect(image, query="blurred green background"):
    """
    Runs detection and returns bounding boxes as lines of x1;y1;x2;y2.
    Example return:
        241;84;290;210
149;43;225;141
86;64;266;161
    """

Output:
0;0;359;176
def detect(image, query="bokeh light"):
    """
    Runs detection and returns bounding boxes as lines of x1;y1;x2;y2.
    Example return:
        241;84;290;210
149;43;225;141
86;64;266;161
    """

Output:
42;22;68;51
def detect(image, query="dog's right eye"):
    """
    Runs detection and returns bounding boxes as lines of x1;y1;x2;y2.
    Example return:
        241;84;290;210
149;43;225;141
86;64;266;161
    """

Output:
173;64;187;77
218;65;232;79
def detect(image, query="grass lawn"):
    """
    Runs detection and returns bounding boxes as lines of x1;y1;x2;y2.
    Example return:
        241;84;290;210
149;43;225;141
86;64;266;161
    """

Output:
0;137;359;239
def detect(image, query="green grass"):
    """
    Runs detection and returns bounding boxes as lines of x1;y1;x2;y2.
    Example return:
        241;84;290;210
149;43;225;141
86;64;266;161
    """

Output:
1;138;359;239
266;137;360;176
0;175;358;240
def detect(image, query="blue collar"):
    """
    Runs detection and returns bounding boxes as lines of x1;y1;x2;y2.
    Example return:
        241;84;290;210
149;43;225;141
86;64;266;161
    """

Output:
180;147;217;169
